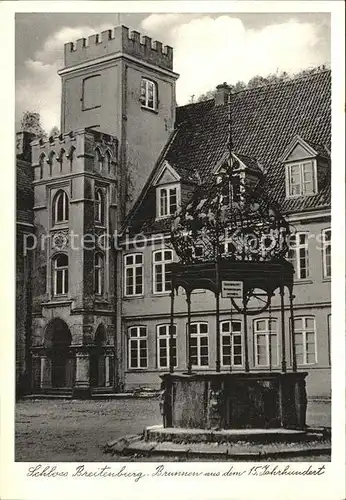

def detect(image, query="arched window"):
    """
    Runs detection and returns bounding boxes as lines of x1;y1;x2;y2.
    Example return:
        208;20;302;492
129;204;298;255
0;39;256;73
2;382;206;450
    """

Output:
57;148;66;173
53;190;69;224
95;253;104;295
95;188;105;224
53;253;68;295
48;151;55;176
104;150;112;173
39;153;46;179
94;148;103;172
67;146;75;172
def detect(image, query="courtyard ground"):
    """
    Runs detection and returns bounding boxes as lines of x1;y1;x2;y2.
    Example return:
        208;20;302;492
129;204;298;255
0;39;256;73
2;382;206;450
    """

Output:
15;398;331;462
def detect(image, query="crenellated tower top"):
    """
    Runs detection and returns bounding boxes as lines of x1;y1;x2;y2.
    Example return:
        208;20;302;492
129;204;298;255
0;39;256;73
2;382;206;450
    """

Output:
63;25;173;70
31;128;118;181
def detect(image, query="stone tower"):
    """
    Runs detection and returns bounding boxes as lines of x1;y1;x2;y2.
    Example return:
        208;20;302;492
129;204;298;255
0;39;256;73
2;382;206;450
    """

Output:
59;25;178;217
29;25;177;396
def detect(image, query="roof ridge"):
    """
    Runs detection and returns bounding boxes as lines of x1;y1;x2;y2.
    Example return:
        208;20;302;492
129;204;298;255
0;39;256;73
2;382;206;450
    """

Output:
176;68;331;111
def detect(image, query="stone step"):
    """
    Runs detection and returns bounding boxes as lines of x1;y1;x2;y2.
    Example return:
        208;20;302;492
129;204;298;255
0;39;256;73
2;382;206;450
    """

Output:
144;425;325;444
107;436;331;460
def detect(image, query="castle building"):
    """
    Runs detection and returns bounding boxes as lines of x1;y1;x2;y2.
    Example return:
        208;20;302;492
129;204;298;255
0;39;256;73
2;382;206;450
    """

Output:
16;25;331;400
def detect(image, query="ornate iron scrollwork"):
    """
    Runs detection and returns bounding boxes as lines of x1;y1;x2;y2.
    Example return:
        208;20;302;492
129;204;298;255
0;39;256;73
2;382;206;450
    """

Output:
170;169;290;266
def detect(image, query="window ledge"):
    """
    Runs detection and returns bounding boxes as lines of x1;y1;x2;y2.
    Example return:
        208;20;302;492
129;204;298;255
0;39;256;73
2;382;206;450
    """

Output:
293;279;313;285
52;222;68;228
126;368;149;372
82;105;101;112
123;295;145;300
41;299;72;308
94;297;110;304
286;192;318;200
322;278;331;283
141;105;158;115
155;215;172;221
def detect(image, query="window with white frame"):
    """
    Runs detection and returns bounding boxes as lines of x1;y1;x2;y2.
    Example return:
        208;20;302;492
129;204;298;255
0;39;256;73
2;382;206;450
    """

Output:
124;253;143;296
286;160;317;197
294;317;316;365
53;253;68;295
140;78;158;110
254;318;278;367
190;322;209;367
288;232;309;279
322;229;331;278
220;320;243;366
153;249;173;293
157;324;177;369
157;185;179;218
128;326;148;369
95;253;104;295
95;188;105;224
53;190;69;224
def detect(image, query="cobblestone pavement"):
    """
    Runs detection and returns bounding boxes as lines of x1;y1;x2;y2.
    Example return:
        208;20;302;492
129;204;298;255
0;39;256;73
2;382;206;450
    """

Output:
15;398;162;462
15;398;330;462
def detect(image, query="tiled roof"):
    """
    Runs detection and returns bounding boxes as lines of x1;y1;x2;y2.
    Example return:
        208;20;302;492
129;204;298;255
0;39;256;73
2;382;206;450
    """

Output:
127;70;331;235
303;138;330;159
234;152;263;173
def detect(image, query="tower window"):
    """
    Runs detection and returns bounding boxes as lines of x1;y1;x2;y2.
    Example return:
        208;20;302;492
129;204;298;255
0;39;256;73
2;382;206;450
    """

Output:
53;190;69;224
94;148;103;172
140;78;158;111
53;253;69;295
82;74;101;110
95;253;104;295
95;188;105;224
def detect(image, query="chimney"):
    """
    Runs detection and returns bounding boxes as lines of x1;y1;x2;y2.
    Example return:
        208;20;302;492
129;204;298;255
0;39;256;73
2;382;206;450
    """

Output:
215;82;230;106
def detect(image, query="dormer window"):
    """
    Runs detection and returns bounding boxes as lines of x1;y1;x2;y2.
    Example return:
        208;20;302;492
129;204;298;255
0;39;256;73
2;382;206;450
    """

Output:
157;184;180;218
140;78;158;111
280;136;329;199
286;160;317;198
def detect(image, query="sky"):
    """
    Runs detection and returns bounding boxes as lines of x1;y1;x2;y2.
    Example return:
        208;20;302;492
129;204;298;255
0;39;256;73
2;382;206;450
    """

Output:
15;12;331;133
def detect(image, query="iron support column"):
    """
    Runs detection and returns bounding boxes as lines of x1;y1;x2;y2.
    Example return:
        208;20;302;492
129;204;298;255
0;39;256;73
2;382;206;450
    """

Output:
289;293;297;372
169;287;175;373
186;291;192;374
243;292;249;372
280;284;287;372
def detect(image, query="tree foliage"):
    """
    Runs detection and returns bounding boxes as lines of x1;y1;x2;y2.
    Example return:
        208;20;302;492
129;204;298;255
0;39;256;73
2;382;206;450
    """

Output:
49;126;60;138
20;111;60;140
194;66;328;103
20;111;47;140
